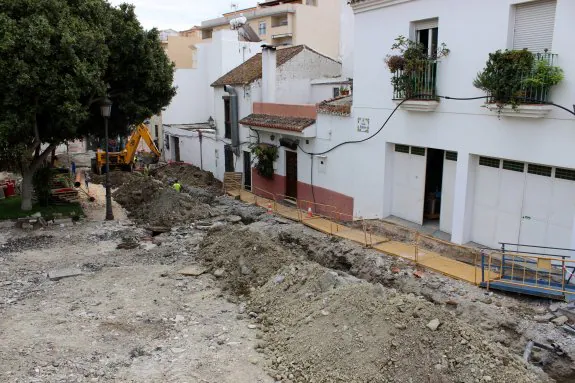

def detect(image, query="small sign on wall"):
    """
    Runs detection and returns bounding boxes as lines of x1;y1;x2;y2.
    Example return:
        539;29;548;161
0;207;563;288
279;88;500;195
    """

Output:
357;117;369;133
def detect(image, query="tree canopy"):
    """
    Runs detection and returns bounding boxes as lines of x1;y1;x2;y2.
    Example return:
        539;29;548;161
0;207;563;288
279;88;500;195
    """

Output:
0;0;175;209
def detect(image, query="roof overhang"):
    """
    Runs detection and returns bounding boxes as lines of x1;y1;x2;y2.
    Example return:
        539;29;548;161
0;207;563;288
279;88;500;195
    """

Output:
247;124;316;138
351;0;414;14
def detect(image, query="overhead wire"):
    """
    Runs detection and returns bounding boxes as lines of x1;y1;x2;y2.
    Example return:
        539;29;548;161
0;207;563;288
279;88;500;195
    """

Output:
299;94;575;204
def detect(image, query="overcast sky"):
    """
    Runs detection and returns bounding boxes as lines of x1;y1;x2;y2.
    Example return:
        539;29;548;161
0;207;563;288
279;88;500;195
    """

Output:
107;0;257;31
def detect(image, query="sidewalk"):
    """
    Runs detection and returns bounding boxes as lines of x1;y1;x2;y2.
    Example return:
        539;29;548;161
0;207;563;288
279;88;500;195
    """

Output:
235;189;489;285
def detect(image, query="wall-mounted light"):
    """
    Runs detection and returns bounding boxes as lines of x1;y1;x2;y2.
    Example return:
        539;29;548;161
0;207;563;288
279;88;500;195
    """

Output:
208;116;216;128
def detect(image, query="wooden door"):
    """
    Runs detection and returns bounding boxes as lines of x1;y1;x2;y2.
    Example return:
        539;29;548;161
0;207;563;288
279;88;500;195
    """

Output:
285;150;297;199
243;151;252;190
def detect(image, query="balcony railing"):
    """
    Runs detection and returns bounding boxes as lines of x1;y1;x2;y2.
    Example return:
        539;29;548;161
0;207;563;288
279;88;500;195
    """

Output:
486;52;558;104
392;59;437;100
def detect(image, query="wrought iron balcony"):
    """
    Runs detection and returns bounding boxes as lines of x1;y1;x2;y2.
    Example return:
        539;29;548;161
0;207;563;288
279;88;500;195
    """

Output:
486;52;559;105
392;59;438;101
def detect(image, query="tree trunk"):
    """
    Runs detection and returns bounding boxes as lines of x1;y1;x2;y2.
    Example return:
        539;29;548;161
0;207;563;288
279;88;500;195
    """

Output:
20;143;58;211
20;170;34;211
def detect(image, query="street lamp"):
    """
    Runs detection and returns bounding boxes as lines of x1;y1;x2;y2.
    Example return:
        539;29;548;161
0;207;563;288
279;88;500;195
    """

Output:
100;97;114;221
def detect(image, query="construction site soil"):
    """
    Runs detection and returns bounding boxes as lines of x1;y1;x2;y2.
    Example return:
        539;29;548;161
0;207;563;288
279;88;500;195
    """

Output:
1;164;575;383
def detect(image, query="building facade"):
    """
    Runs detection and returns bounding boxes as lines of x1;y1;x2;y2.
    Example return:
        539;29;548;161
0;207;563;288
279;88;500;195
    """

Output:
200;0;344;60
164;44;342;185
302;0;575;253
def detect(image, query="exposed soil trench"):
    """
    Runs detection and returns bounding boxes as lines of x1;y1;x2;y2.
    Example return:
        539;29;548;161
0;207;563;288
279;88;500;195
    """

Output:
2;163;574;382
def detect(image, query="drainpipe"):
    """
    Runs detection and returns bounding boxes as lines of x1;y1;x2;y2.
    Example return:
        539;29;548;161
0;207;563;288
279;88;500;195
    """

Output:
224;85;240;156
198;130;203;170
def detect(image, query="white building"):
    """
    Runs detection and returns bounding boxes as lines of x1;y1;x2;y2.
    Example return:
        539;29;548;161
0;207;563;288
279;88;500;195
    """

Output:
161;29;261;169
298;0;575;253
164;44;342;183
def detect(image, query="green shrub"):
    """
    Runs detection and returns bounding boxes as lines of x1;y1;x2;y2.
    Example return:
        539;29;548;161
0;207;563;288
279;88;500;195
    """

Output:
251;144;278;179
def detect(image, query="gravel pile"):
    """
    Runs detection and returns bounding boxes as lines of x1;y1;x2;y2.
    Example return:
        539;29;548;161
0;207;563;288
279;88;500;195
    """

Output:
198;227;301;296
248;263;551;383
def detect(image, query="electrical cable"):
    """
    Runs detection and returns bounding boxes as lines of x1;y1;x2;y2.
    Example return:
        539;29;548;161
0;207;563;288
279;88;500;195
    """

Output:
299;93;575;205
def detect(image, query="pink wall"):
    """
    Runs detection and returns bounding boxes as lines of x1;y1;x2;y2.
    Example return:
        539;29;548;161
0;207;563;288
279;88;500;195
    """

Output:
253;102;317;119
251;167;353;221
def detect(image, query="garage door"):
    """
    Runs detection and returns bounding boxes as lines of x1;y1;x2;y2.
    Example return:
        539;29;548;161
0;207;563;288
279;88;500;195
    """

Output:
391;144;426;225
471;157;575;254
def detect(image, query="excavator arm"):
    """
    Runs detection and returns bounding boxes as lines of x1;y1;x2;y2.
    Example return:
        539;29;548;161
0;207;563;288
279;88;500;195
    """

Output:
123;123;161;164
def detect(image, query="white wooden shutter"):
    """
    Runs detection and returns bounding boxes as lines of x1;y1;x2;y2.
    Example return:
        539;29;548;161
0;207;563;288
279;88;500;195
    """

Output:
513;0;556;52
414;18;438;31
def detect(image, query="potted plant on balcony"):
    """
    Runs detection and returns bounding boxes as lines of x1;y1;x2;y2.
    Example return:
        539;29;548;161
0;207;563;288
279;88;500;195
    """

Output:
473;49;563;118
385;36;450;111
339;86;350;96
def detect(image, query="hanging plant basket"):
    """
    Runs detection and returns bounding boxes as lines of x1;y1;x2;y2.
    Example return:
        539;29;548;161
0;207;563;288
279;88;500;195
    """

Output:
251;144;278;179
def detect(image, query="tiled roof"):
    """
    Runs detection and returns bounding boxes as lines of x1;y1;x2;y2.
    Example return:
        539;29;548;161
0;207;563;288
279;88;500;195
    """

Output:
211;45;339;87
211;45;304;87
317;95;352;116
239;113;315;132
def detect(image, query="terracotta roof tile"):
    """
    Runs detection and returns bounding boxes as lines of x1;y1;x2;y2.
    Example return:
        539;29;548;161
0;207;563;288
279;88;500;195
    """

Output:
317;95;352;116
239;113;315;132
211;45;305;87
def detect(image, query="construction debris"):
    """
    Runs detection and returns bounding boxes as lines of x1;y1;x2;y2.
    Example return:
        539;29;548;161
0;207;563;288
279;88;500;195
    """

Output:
47;268;83;281
178;265;209;276
2;163;575;383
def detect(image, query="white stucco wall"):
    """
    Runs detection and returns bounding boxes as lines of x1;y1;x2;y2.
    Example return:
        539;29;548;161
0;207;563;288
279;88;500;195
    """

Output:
275;48;342;104
303;0;575;246
339;0;355;78
162;30;260;126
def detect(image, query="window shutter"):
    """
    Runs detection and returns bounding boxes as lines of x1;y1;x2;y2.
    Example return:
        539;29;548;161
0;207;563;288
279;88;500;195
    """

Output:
513;0;556;52
414;18;438;31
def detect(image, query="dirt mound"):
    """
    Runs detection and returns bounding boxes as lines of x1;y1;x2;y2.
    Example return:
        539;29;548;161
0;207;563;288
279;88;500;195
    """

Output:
91;171;141;188
113;176;212;227
153;163;222;195
249;263;549;383
198;227;300;295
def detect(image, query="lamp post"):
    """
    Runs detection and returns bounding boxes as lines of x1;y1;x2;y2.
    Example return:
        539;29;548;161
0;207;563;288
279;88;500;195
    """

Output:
100;97;114;221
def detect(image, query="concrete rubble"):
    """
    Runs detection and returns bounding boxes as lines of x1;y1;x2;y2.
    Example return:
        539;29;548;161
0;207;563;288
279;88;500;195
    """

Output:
0;163;574;382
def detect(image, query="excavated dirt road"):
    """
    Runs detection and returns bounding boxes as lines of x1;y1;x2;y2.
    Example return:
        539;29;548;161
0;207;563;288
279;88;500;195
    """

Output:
1;163;575;382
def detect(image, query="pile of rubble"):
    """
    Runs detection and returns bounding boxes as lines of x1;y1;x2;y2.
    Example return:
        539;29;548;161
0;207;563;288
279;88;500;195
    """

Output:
112;176;213;228
152;163;222;195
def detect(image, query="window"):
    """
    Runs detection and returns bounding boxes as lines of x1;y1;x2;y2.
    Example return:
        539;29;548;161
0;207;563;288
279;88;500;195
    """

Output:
479;157;500;168
154;125;159;138
333;87;340;98
202;29;213;40
410;146;426;156
555;168;575;181
395;144;409;154
512;0;556;52
224;98;231;139
413;19;438;57
502;160;524;172
259;22;267;36
165;135;170;149
306;0;317;5
445;151;458;161
528;164;552;177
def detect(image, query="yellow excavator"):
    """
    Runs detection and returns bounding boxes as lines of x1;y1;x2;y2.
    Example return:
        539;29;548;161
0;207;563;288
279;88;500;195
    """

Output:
91;123;161;174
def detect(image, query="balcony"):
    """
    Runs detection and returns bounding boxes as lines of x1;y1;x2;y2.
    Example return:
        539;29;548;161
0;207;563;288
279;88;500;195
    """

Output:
392;59;439;112
271;24;293;40
476;52;562;118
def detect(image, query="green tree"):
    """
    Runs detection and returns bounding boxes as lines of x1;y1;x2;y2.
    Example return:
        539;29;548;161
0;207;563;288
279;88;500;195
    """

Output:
0;0;175;210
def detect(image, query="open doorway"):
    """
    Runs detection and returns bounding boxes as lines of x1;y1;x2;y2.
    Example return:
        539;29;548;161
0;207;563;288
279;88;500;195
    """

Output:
243;151;252;190
424;148;444;223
